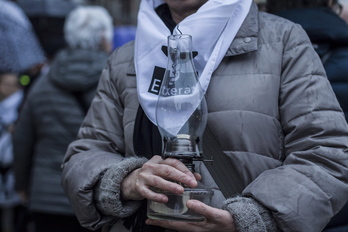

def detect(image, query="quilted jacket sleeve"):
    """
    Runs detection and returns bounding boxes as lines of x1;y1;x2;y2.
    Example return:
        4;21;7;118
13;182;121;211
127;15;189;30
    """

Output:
243;23;348;232
61;49;141;230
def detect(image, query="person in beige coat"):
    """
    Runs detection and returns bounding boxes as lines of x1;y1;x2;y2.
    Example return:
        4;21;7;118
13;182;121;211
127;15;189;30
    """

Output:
61;0;348;231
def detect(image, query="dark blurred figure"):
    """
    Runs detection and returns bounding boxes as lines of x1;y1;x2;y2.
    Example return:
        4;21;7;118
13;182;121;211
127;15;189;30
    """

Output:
17;0;82;61
0;1;45;231
254;0;267;11
13;5;113;232
267;1;348;231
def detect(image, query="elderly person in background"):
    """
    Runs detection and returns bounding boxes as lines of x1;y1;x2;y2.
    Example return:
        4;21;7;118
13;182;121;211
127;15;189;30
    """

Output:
13;6;113;232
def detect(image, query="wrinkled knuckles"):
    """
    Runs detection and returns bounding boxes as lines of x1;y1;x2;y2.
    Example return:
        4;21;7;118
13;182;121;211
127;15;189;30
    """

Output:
150;176;160;188
166;157;182;167
139;186;150;198
142;162;156;170
151;155;163;163
137;169;147;180
162;166;174;177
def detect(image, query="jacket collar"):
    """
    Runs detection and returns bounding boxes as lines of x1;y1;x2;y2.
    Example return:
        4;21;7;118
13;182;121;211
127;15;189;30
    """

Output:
226;2;259;56
128;2;259;75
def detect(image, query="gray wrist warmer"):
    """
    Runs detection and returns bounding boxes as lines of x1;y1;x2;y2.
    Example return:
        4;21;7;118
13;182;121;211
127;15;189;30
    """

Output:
222;196;278;232
94;157;148;218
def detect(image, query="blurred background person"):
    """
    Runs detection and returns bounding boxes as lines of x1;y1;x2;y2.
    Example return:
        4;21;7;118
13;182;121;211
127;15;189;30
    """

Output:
16;0;83;97
267;0;348;126
13;5;113;232
0;74;23;232
0;0;46;96
267;1;348;231
0;0;45;231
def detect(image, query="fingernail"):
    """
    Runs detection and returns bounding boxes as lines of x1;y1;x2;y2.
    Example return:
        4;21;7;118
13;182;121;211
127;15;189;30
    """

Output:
186;200;195;208
189;199;200;206
190;179;197;186
186;201;192;207
176;186;184;192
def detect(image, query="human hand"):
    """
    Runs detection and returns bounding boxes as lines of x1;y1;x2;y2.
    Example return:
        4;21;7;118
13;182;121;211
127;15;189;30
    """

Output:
146;199;237;232
121;155;198;203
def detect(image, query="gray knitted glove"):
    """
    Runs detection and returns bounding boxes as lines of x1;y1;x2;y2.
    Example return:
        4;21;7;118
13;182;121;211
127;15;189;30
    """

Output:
94;157;148;218
222;196;279;232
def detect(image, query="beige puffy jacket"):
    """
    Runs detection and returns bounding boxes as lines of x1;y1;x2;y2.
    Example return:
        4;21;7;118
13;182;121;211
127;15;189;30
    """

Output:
61;3;348;232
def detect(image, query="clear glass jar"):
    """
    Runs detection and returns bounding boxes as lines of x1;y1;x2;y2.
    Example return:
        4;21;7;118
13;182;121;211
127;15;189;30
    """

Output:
147;182;214;222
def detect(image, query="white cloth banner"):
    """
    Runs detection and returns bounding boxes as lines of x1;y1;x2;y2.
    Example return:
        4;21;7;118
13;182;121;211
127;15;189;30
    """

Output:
135;0;252;126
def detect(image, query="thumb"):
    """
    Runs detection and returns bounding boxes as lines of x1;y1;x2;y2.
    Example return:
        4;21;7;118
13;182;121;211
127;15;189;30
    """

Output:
186;200;211;217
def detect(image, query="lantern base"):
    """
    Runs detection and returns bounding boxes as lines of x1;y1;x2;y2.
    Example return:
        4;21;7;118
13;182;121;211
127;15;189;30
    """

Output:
147;182;213;222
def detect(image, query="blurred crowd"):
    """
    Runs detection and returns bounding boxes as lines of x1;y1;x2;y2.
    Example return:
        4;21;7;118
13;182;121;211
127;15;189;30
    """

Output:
0;0;347;231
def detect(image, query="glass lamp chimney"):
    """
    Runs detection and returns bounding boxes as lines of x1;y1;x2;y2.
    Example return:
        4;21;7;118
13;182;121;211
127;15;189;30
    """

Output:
148;34;212;222
155;34;208;163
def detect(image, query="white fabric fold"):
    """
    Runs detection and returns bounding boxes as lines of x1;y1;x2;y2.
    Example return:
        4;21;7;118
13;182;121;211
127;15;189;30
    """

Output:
135;0;252;126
